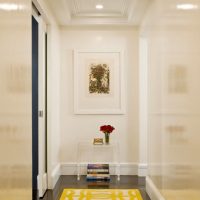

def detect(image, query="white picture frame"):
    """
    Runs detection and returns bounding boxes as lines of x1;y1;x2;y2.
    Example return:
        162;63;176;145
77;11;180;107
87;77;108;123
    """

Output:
74;49;125;114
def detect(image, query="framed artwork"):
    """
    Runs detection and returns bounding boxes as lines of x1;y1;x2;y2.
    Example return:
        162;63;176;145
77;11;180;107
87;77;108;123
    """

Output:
74;49;125;114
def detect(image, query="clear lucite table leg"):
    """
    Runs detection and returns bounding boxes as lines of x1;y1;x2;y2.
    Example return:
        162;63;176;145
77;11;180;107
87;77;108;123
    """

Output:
117;163;120;181
77;143;80;181
116;142;120;181
77;163;80;180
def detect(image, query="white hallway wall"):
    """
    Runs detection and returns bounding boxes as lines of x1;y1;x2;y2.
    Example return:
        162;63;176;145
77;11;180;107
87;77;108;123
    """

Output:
60;26;140;175
47;21;61;188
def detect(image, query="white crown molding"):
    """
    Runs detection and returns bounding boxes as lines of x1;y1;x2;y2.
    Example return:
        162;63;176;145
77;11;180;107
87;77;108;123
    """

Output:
46;0;71;25
128;0;139;22
72;12;124;17
121;0;127;16
68;17;135;26
45;0;150;26
128;0;151;24
70;0;128;16
60;25;139;30
73;0;79;15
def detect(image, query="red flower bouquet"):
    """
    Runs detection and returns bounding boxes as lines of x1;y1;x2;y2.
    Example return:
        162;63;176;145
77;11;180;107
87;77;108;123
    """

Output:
100;125;115;144
100;125;115;134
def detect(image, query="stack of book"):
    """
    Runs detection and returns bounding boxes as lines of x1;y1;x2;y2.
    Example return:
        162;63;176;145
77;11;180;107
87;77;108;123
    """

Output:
87;164;110;182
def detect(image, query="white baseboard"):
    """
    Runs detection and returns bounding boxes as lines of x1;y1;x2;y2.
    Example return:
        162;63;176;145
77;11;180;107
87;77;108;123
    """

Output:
60;163;77;175
146;176;165;200
48;163;148;189
138;163;148;177
37;173;47;197
60;162;148;176
49;164;60;189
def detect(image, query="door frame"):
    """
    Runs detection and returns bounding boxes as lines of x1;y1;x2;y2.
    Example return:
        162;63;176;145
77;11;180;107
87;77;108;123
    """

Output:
32;5;48;197
139;37;148;176
32;0;55;190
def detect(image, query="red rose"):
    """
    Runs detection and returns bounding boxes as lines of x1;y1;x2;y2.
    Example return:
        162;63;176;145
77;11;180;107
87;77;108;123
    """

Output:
100;125;115;134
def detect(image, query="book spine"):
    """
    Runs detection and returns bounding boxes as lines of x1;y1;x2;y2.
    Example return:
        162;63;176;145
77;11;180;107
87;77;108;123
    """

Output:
87;172;109;175
87;182;109;185
87;178;110;181
87;180;110;183
87;164;109;169
86;163;110;182
87;176;110;179
87;169;109;172
87;174;110;177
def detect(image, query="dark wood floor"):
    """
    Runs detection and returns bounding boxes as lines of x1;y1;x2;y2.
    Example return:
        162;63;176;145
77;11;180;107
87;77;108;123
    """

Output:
38;175;151;200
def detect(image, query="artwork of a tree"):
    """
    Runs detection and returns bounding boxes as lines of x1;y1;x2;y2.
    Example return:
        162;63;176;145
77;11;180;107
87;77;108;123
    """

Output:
89;63;110;94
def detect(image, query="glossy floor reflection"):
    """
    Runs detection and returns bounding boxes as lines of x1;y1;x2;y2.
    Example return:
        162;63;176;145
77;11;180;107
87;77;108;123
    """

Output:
37;175;151;200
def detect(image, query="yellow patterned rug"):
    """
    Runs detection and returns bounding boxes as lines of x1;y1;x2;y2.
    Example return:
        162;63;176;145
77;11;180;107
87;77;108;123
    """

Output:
60;189;143;200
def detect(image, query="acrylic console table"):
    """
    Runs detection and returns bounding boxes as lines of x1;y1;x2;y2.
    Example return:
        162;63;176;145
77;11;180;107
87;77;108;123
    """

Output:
76;141;120;181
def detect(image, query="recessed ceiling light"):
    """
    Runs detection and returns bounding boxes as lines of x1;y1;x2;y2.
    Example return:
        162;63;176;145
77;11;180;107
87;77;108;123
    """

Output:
0;3;24;11
176;4;198;10
96;4;103;9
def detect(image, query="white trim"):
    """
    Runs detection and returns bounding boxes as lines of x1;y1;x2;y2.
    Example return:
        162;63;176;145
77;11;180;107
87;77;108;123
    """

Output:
37;173;47;197
32;0;50;24
49;164;61;189
60;162;147;176
138;163;148;177
38;15;48;197
146;176;165;200
32;4;40;19
33;0;61;191
139;37;148;169
74;49;125;115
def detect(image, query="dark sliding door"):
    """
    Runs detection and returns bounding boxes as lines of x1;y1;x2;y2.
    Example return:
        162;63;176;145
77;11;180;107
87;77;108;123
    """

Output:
32;16;39;196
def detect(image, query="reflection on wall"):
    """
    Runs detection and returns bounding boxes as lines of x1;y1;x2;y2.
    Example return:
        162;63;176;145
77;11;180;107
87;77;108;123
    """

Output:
168;65;187;94
7;65;31;93
166;125;187;144
141;0;200;199
0;0;32;199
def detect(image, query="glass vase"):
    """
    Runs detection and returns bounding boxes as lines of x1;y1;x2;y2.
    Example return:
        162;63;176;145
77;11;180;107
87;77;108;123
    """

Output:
104;133;110;144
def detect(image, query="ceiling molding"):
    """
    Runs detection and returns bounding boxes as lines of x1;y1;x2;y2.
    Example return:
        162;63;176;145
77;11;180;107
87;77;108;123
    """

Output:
127;0;139;22
60;25;139;30
45;0;71;25
46;0;151;26
73;0;79;15
121;0;127;16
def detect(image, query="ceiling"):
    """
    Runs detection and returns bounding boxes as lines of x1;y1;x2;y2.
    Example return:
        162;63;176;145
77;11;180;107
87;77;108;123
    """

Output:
46;0;151;26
